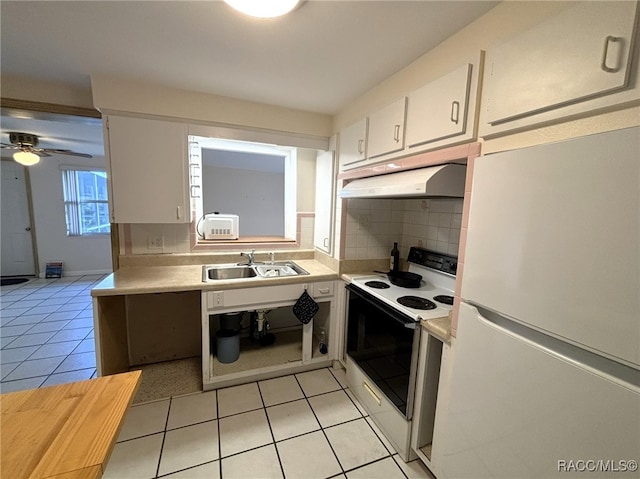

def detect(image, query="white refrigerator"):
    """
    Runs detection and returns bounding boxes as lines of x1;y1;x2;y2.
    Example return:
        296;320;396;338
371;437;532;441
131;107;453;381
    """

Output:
431;127;640;478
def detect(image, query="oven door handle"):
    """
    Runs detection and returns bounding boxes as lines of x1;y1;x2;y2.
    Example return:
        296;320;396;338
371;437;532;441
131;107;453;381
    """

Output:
346;283;417;329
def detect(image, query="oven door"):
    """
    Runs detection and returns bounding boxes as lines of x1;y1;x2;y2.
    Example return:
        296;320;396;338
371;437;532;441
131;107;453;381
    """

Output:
345;283;420;419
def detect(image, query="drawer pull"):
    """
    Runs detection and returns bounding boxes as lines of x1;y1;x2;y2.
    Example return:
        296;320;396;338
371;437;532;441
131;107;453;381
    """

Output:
363;379;381;406
317;287;330;294
450;101;460;124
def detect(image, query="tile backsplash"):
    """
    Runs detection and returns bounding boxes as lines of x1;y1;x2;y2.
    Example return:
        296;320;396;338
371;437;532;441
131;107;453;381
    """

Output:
343;198;463;261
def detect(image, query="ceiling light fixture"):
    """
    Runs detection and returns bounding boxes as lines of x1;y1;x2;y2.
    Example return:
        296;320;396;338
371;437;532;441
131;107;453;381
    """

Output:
224;0;301;18
13;150;40;166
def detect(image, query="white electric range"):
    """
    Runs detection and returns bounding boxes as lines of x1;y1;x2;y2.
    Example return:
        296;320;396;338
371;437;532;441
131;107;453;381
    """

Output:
348;249;456;322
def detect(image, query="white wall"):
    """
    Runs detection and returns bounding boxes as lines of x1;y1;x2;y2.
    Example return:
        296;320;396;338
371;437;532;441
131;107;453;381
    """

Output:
28;155;113;276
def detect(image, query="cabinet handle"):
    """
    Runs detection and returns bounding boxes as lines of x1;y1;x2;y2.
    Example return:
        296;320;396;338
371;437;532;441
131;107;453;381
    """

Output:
450;101;460;124
393;124;401;143
601;35;622;73
318;287;330;294
323;237;329;248
176;206;182;219
357;139;364;155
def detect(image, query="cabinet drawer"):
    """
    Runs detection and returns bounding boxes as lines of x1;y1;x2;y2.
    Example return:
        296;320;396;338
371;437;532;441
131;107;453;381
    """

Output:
312;281;334;298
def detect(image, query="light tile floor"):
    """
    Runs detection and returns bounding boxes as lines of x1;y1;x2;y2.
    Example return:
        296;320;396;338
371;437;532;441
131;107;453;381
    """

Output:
0;275;105;393
105;368;435;479
0;277;435;479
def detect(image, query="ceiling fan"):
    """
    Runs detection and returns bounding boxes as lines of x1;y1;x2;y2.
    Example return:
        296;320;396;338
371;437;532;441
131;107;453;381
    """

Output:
1;132;92;166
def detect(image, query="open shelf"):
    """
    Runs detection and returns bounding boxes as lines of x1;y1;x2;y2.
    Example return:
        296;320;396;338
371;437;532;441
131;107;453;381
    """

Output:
210;329;302;378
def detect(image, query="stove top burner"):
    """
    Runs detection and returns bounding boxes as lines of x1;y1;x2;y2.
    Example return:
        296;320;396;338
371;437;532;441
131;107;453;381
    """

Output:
397;296;436;310
364;281;390;289
433;295;454;305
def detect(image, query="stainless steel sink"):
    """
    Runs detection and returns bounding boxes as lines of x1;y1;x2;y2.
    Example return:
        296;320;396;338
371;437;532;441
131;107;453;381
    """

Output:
203;264;257;281
202;261;308;282
255;262;309;277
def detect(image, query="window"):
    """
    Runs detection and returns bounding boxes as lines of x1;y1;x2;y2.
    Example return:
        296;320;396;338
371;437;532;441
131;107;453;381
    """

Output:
61;168;110;236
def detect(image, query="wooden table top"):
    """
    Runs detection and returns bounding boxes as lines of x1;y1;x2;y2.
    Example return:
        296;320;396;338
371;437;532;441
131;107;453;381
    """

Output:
1;370;141;479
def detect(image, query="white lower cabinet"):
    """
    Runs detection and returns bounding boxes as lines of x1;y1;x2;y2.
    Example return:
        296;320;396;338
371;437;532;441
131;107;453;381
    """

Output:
202;281;336;389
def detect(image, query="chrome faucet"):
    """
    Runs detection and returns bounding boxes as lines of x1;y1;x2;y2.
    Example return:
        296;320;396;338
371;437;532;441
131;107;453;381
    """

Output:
239;249;256;266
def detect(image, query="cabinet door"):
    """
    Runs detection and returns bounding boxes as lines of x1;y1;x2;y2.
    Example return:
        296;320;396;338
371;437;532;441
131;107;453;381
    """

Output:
106;116;189;223
367;97;407;159
483;1;638;126
338;118;367;171
406;64;472;147
313;150;335;254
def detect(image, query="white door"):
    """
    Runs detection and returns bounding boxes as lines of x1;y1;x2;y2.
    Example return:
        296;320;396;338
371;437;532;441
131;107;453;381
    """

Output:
367;97;407;159
1;161;35;276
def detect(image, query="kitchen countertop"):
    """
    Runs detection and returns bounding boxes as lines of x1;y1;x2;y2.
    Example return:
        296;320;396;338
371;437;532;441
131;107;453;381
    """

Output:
0;370;141;479
341;273;452;344
91;259;339;297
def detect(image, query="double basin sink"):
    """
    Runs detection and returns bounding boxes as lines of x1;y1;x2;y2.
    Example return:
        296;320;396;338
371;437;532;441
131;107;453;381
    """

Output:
202;261;309;282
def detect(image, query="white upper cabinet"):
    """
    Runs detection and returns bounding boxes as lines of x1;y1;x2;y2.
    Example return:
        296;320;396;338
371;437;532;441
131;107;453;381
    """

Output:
406;64;473;148
313;150;335;254
105;115;189;223
367;97;407;159
338;118;368;171
481;1;639;136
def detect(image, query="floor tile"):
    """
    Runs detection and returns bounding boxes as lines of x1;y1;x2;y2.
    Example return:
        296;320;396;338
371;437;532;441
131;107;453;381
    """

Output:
259;375;305;407
308;390;362;428
54;351;96;373
217;382;263;417
48;327;91;343
277;430;342;479
41;368;95;387
71;338;95;354
0;307;32;317
296;368;341;397
162;461;220;479
1;362;20;380
4;331;56;348
29;340;82;360
266;398;320;441
0;345;39;363
42;310;80;322
26;305;61;315
103;433;163;479
5;299;43;309
25;320;70;334
325;418;389;471
221;444;283;479
158;420;219;476
345;388;368;417
0;376;47;393
330;367;348;388
1;324;34;337
1;336;16;348
167;390;217;430
56;302;86;312
118;399;170;441
3;356;66;381
3;314;48;326
74;309;94;319
365;417;395;454
392;455;435;479
219;408;273;458
64;317;94;329
346;457;405;479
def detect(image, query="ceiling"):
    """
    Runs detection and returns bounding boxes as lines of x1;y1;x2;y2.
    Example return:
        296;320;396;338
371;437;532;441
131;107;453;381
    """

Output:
0;0;498;160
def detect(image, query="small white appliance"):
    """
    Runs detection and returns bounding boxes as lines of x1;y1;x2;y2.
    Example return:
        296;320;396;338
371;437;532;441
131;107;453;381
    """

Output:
202;213;239;240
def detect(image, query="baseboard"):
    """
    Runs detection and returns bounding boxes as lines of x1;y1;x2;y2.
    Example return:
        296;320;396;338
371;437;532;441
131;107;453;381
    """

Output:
37;269;112;278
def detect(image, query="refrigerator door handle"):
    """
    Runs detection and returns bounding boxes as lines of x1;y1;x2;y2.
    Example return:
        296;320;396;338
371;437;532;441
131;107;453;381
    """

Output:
468;302;640;391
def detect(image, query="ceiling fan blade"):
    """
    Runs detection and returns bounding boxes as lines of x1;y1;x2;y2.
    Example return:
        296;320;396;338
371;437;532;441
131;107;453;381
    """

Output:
41;148;92;158
0;143;18;150
34;151;51;157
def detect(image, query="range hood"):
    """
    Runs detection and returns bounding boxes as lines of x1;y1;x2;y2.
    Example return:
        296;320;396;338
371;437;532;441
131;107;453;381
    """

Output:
340;164;466;199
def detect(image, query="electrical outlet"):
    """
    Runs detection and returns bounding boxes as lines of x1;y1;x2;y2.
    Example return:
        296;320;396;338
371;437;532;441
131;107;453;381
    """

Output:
147;235;163;249
358;214;371;229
